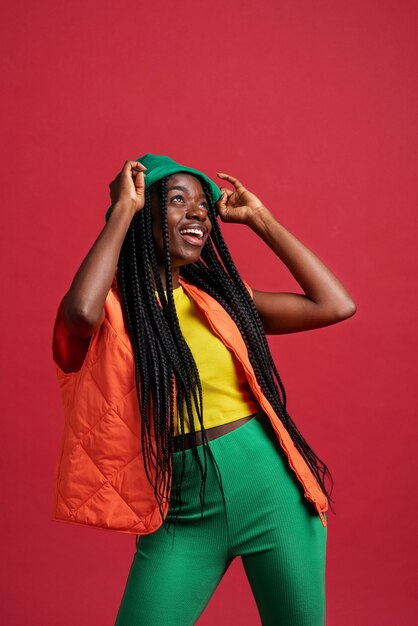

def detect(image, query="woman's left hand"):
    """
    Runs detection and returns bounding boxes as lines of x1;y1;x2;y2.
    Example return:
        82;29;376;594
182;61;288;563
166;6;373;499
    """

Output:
216;173;267;225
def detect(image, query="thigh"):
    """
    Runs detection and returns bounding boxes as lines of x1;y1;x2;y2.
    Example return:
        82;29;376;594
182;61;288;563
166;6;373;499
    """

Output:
241;514;327;626
114;449;231;626
114;528;231;626
213;412;328;625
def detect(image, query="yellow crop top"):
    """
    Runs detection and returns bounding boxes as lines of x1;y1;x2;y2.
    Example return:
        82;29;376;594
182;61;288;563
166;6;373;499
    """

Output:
164;285;260;435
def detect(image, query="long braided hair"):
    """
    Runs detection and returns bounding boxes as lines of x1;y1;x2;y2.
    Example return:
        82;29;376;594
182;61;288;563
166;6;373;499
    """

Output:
116;174;334;533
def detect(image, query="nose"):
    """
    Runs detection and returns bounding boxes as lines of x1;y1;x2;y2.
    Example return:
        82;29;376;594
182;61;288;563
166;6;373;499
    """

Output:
186;203;209;221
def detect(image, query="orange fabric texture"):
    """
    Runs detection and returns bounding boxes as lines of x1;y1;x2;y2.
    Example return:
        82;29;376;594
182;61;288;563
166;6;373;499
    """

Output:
51;279;328;536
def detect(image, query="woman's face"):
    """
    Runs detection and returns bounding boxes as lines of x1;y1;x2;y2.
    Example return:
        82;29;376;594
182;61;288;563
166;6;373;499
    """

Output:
151;173;213;270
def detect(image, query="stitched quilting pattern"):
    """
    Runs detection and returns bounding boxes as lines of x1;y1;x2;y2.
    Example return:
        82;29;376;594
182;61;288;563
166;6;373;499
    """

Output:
52;289;168;535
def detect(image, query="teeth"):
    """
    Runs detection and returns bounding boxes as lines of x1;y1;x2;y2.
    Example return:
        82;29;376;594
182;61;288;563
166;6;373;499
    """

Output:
180;228;204;239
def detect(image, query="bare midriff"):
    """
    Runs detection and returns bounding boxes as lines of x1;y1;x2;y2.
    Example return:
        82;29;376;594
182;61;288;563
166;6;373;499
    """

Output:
172;411;261;452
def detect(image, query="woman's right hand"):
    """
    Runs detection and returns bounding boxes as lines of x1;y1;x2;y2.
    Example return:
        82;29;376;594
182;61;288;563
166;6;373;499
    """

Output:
109;160;147;213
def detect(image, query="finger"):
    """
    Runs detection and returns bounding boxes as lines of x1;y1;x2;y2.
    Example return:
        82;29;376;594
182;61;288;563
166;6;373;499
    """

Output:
123;160;147;172
219;187;234;199
215;191;228;217
133;170;145;191
217;172;245;189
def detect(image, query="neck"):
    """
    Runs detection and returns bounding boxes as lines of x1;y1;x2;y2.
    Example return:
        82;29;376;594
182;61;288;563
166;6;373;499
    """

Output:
154;265;180;290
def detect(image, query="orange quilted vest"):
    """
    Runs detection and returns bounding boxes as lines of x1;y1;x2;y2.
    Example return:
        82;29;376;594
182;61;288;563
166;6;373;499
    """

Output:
51;277;328;535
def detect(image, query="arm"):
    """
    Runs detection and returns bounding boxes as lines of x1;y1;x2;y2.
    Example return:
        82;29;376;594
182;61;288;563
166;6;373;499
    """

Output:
62;160;147;339
216;173;357;335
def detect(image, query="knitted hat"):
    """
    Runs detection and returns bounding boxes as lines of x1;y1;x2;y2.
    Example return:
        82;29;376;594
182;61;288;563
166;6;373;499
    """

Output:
105;153;222;221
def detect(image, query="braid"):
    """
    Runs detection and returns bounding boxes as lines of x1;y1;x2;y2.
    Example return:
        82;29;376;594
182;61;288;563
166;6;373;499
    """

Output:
117;180;227;535
181;180;334;509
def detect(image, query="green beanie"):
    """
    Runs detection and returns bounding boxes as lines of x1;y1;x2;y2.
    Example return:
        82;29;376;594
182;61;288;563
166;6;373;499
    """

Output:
105;153;222;222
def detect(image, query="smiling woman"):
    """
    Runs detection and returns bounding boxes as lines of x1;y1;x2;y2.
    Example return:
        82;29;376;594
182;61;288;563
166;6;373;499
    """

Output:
51;153;356;626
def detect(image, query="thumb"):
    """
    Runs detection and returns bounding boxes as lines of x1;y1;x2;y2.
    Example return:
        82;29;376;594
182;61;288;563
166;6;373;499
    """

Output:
216;191;228;219
134;170;146;194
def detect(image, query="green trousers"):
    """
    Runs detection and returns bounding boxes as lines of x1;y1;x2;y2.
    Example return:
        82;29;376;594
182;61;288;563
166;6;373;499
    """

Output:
115;412;327;625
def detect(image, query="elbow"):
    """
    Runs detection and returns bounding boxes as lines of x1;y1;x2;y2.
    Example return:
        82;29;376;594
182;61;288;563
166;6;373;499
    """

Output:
63;296;103;338
335;299;357;321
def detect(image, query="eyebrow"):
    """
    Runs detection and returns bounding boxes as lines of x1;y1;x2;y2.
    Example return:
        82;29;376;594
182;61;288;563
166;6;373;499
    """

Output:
167;185;206;199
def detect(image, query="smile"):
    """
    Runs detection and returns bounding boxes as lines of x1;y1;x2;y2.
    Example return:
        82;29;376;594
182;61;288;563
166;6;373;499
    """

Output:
179;227;205;246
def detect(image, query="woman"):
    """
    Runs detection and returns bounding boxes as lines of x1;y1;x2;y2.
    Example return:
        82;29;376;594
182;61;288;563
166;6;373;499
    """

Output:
52;154;356;625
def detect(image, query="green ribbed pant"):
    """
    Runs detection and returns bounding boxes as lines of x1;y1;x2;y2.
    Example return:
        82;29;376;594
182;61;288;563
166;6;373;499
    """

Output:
115;412;327;625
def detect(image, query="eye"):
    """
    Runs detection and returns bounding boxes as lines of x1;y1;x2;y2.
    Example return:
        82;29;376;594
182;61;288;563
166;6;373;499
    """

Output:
171;194;184;202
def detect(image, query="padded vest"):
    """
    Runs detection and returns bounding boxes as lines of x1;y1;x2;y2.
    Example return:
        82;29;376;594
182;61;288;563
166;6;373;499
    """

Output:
51;277;328;535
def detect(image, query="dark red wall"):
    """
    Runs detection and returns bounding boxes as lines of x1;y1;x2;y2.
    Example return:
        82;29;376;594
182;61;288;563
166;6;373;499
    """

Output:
1;1;417;624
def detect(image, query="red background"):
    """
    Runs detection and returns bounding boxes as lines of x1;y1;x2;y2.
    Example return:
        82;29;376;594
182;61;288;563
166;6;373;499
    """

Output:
1;1;417;624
